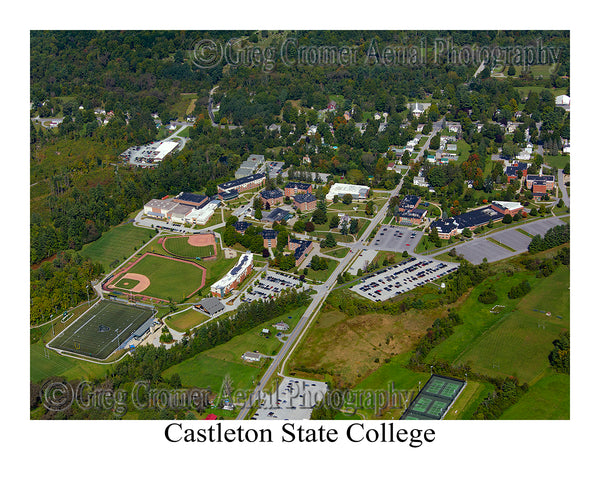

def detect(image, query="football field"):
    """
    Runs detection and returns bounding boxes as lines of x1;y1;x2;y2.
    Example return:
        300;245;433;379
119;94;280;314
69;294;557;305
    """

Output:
48;300;155;360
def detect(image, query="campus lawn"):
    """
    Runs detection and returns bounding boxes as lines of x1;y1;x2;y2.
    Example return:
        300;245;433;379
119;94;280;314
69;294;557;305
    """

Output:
324;247;350;259
543;154;570;169
80;223;155;271
443;381;495;420
305;258;339;282
500;371;570;420
165;308;210;332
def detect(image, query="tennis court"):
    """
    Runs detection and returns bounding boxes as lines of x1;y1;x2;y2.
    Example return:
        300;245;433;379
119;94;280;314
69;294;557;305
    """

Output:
48;300;155;360
401;374;466;420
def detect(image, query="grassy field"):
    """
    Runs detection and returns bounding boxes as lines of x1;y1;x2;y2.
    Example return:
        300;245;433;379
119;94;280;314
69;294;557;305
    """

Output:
288;305;450;388
162;236;215;258
30;341;113;383
500;372;569;419
426;265;569;384
138;237;238;300
543;154;570;169
305;258;339;282
165;308;209;332
455;266;569;383
80;223;155;271
162;307;306;392
323;247;350;259
119;254;206;301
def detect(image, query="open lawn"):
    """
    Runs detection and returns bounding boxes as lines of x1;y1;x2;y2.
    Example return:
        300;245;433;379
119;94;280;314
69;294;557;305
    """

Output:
162;353;261;393
162;307;306;392
305;258;339;282
543;154;570;169
165;308;210;332
324;247;350;259
81;223;155;271
30;341;113;383
500;372;569;419
426;266;569;384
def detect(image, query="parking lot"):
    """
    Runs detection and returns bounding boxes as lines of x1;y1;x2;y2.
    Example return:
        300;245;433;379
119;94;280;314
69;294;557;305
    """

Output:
370;225;423;253
350;256;459;302
251;376;328;420
451;238;514;264
489;229;532;252
518;217;566;236
242;270;306;303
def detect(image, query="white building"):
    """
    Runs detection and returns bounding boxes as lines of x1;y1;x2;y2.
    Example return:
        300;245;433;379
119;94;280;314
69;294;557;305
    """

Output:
184;201;219;225
555;94;570;106
326;183;370;201
211;252;253;298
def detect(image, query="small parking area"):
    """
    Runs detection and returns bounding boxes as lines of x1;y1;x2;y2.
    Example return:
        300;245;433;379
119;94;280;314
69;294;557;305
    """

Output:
350;256;459;302
242;270;306;303
251;376;328;421
370;225;423;253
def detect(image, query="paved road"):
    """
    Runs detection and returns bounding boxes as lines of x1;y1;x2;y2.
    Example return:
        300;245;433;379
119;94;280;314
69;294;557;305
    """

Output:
557;169;570;207
235;167;413;419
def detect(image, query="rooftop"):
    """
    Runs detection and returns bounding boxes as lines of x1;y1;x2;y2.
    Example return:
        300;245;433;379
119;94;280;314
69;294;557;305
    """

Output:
260;189;284;200
285;181;311;190
294;193;317;204
198;297;225;315
218;173;265;191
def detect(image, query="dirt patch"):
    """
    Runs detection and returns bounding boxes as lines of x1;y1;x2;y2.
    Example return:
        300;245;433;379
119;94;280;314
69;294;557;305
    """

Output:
187;233;215;247
223;248;237;259
108;273;150;293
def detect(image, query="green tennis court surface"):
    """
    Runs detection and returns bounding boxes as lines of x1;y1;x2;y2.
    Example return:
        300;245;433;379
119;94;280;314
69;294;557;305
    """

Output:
48;300;155;360
401;375;466;420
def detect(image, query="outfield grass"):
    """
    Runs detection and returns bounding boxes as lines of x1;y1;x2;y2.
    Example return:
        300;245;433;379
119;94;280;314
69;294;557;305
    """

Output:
162;236;215;259
122;254;206;301
500;372;569;419
80;223;155;271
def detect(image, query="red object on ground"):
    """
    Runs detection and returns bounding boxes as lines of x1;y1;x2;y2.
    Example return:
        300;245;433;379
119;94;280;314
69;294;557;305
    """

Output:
204;414;218;420
161;195;170;200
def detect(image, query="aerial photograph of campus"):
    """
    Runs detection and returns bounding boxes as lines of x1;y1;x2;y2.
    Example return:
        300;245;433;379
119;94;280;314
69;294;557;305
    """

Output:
30;30;570;421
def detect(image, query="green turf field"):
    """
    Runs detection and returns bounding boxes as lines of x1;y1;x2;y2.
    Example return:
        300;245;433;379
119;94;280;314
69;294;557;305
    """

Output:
119;254;206;301
80;223;155;271
162;236;216;259
48;300;155;359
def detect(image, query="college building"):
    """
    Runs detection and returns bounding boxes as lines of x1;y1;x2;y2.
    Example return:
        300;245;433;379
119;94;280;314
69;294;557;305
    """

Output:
284;181;312;197
326;183;370;201
505;162;528;182
210;252;253;298
288;238;314;267
261;229;278;249
526;174;555;195
218;173;266;199
260;189;284;207
394;195;427;225
430;201;524;239
293;192;317;211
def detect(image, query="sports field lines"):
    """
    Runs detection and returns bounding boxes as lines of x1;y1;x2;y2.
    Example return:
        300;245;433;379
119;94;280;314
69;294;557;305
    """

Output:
49;300;155;359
